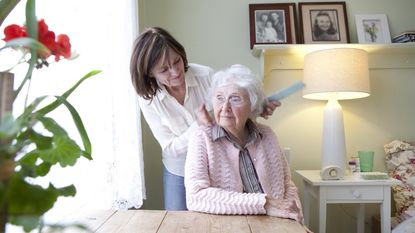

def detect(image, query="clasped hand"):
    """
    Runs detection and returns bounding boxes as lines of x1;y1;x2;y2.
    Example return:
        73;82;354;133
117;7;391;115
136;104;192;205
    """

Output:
265;196;303;223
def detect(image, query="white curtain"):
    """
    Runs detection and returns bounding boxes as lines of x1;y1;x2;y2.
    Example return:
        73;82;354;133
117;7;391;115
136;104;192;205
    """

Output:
0;0;144;224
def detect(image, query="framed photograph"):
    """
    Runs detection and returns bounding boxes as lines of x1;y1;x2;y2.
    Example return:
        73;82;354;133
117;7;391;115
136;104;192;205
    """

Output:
299;2;350;44
355;14;391;44
249;3;298;49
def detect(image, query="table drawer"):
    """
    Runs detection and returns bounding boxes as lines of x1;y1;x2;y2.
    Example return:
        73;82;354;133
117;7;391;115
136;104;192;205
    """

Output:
325;186;383;201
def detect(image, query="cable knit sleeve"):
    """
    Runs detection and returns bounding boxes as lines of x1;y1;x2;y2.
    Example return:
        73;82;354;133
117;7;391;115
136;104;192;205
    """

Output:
185;126;267;215
282;152;303;219
261;125;303;222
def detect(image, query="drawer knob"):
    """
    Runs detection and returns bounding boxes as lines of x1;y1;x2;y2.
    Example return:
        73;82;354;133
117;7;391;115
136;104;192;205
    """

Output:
352;190;361;198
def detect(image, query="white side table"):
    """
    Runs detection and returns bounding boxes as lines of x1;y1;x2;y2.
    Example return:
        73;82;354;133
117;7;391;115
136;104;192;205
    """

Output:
296;170;400;233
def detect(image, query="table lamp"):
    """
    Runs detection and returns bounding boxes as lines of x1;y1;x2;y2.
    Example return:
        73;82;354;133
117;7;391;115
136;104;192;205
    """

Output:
302;48;370;180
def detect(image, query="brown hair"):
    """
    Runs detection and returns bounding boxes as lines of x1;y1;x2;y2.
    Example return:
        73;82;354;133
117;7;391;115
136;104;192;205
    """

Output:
130;27;189;100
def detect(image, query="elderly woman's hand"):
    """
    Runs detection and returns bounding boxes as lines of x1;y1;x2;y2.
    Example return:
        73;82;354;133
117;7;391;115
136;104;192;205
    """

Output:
265;196;303;223
260;100;281;119
196;104;214;126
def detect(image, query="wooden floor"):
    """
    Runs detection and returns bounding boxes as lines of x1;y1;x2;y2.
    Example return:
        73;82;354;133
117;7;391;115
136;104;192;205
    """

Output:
59;209;306;233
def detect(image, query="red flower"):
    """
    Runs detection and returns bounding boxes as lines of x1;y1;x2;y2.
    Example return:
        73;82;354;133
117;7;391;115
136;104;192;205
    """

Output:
3;24;27;41
38;19;49;36
38;19;57;55
2;18;72;64
54;34;71;61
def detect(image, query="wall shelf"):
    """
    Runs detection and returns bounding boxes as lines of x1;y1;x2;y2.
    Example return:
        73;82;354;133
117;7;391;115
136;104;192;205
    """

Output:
252;43;415;77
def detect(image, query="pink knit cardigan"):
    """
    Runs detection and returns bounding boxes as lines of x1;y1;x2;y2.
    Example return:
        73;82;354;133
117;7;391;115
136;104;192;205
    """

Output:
185;123;302;220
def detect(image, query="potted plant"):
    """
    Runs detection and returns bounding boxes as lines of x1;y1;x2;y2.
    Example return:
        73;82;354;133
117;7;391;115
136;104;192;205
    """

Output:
0;0;100;232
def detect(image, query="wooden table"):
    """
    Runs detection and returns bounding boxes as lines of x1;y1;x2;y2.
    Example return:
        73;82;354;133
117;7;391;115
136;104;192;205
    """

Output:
63;209;306;233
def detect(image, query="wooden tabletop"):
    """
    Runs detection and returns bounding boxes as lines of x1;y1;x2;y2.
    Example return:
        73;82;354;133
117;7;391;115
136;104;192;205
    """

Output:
62;209;306;233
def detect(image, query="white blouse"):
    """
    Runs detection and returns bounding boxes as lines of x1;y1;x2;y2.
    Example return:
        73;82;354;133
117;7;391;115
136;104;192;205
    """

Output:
138;63;214;176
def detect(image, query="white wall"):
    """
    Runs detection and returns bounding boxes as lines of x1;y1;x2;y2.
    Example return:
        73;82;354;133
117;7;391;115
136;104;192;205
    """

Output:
138;0;415;232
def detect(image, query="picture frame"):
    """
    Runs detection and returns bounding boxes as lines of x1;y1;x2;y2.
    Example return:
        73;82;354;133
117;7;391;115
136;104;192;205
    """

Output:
249;3;298;49
355;14;391;44
299;2;349;44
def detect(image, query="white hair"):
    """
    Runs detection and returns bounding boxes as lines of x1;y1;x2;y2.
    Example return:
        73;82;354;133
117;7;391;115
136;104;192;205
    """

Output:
209;64;266;117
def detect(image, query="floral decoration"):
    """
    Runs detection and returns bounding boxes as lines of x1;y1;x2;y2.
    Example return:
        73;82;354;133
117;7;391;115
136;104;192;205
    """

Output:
363;22;379;43
0;0;101;232
3;18;72;68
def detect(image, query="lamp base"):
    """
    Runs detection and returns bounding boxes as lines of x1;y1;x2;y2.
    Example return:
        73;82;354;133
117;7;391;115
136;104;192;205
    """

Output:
320;165;344;180
320;98;346;180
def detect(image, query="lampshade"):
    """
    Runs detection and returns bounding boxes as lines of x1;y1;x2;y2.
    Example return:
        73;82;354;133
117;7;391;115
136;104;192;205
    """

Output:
303;48;370;100
302;48;370;180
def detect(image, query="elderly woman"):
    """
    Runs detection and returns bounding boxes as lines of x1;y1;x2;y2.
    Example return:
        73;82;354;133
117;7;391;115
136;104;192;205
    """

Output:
184;64;303;222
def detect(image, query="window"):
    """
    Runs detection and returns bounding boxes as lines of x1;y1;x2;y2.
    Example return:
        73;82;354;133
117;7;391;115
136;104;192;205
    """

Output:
1;0;144;227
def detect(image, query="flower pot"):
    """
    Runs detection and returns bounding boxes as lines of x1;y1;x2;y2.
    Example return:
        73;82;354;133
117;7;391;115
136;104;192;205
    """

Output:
0;72;14;121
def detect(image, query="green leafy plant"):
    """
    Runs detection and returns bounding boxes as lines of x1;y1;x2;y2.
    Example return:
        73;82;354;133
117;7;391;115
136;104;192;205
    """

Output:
0;0;101;232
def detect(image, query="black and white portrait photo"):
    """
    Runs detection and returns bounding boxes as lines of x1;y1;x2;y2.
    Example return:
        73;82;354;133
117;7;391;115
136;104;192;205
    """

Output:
299;2;349;44
249;3;297;48
310;10;340;41
255;10;286;43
